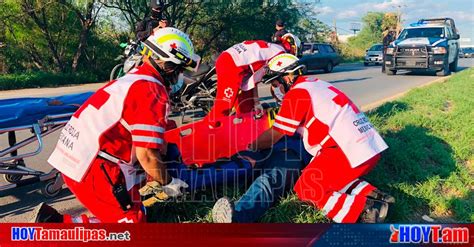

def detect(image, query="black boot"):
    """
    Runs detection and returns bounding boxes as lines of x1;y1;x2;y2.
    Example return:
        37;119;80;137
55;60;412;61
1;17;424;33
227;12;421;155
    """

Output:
30;203;64;223
368;189;395;203
358;198;389;223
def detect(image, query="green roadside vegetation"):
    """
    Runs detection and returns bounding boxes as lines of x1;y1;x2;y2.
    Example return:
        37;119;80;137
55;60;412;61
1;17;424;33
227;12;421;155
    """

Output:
147;68;473;223
0;1;397;90
0;72;99;91
339;12;398;60
0;0;331;89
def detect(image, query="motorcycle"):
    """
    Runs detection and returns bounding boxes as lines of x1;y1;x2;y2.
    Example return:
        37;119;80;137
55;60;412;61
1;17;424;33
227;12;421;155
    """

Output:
110;40;217;119
109;40;142;81
170;63;217;121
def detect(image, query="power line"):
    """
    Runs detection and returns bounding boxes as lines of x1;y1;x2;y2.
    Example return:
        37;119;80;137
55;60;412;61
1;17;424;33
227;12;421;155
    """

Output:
317;19;356;34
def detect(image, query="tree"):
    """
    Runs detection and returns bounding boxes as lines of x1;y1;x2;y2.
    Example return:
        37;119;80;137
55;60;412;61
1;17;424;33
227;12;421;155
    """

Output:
59;0;102;72
98;0;148;32
1;0;116;75
99;0;328;58
382;12;398;35
1;0;330;77
343;12;385;57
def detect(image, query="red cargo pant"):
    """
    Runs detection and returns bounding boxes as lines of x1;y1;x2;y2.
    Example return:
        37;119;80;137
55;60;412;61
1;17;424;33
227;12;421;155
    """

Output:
206;52;256;123
63;158;145;223
294;140;380;223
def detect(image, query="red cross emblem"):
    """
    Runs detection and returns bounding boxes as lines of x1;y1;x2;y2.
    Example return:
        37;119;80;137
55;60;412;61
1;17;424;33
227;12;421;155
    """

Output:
170;43;177;49
224;87;234;98
328;86;360;113
277;61;283;66
73;90;110;118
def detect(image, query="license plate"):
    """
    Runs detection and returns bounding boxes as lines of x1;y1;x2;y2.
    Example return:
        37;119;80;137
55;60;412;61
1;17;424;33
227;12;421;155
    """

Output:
370;58;376;61
406;60;416;66
402;48;421;53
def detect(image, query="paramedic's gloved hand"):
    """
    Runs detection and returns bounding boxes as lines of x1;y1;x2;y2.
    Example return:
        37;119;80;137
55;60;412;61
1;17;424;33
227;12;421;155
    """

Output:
139;181;170;207
162;177;189;198
139;181;163;196
253;103;264;119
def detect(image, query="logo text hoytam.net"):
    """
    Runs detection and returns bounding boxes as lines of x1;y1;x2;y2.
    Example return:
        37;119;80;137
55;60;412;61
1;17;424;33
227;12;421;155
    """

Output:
11;227;131;242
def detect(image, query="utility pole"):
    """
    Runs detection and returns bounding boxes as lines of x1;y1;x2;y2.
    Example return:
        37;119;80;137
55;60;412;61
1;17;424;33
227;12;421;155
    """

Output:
332;18;339;44
395;4;407;35
396;5;401;35
350;22;360;35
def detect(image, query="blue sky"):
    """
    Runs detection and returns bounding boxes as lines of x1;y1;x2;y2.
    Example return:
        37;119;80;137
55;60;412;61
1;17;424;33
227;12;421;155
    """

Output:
314;0;474;45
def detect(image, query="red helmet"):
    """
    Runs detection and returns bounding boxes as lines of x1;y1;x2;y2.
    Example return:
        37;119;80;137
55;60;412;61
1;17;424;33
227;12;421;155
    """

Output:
280;33;301;56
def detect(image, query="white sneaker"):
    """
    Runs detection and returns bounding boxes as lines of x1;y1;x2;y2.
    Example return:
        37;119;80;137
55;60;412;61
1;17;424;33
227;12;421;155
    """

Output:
212;197;234;223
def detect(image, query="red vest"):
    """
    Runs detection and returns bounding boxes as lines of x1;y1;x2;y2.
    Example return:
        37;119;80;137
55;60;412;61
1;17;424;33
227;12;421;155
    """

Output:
48;72;163;182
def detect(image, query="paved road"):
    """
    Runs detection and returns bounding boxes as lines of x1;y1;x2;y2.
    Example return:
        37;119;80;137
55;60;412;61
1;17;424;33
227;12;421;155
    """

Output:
1;59;473;222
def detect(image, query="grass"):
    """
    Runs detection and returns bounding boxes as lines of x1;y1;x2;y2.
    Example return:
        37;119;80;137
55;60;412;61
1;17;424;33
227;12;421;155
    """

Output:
0;72;99;91
366;68;474;223
149;68;473;223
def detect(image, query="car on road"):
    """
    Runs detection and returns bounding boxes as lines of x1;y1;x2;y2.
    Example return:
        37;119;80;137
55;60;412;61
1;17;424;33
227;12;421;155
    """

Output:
384;18;460;76
364;44;383;66
299;43;341;73
459;47;474;58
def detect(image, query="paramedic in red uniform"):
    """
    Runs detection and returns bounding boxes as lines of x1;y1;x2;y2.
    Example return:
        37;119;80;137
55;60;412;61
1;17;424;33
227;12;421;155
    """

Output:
249;54;393;223
32;28;201;223
205;33;301;124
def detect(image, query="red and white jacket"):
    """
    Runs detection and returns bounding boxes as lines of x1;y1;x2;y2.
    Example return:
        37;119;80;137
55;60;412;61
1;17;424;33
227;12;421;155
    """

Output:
48;63;169;183
224;40;285;91
273;75;388;167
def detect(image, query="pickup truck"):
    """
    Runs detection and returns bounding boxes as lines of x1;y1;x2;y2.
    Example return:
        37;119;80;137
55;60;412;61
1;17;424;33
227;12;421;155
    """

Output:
384;18;460;76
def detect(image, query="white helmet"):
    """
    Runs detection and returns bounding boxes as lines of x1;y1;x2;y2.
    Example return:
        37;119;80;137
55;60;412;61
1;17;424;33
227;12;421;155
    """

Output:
264;53;305;83
265;53;305;103
143;27;201;72
280;33;301;56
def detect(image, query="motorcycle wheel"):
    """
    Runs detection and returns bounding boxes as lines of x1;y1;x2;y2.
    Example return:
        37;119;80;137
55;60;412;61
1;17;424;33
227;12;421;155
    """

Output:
110;63;124;81
201;79;217;113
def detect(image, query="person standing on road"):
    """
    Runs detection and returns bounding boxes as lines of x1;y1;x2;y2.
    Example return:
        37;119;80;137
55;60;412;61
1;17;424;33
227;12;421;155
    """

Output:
135;0;165;41
212;54;393;223
382;30;396;73
32;28;200;223
271;19;288;44
205;34;301;125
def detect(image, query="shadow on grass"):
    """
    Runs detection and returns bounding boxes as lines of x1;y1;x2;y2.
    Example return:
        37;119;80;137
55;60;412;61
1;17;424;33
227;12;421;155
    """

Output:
147;186;248;223
367;101;411;120
447;190;473;223
259;193;330;223
365;125;457;222
146;199;212;223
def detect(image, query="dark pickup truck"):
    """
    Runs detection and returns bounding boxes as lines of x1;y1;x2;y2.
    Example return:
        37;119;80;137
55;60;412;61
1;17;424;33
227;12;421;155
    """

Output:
384;18;460;76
